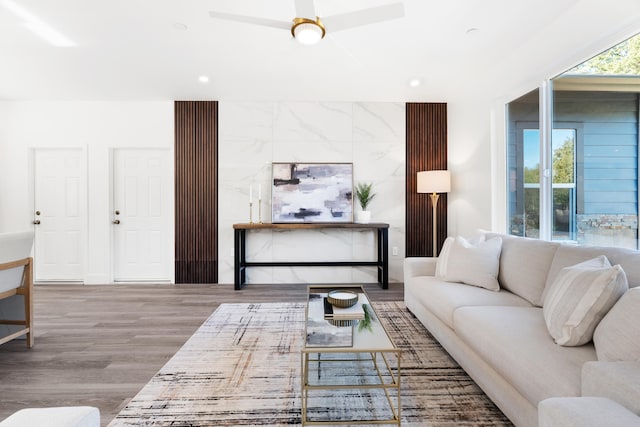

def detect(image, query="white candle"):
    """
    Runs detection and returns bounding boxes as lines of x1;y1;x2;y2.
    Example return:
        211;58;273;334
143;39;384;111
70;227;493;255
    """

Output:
258;184;262;200
250;185;253;203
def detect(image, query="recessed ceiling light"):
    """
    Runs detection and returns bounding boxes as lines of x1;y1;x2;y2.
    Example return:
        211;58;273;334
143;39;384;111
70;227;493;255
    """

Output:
198;75;210;84
408;78;422;88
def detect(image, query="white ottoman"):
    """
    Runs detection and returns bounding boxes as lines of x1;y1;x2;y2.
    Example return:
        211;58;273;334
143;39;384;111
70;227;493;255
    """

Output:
0;406;100;427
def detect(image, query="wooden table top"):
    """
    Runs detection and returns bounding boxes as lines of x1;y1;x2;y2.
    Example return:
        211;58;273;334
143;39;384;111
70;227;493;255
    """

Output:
233;222;389;230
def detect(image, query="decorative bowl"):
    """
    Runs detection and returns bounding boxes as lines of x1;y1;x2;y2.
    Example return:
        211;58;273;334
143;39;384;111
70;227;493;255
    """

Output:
328;318;359;327
327;290;358;308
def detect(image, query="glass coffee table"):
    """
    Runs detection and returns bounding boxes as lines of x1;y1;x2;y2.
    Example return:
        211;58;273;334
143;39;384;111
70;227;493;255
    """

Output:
301;284;401;426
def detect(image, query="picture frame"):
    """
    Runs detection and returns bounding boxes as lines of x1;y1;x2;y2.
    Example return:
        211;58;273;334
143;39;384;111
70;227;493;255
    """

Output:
271;162;353;223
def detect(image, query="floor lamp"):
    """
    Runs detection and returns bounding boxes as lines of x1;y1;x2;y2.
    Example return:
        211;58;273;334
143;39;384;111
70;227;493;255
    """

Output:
417;170;451;256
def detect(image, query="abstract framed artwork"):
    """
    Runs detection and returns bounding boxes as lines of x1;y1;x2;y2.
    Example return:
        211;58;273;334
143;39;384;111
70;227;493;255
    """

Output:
272;162;353;223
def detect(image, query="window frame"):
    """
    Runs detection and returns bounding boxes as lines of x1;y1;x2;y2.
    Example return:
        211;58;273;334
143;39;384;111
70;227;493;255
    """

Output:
512;119;584;242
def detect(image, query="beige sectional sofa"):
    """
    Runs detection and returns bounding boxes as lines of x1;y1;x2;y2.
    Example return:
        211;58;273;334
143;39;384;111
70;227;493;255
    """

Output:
404;232;640;427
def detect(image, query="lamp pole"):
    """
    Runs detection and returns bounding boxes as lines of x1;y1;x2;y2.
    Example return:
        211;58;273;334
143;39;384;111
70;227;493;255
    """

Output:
430;192;439;257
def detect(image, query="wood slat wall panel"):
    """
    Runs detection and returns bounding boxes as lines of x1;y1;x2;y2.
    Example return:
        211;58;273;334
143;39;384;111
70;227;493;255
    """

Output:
175;101;218;283
406;103;448;257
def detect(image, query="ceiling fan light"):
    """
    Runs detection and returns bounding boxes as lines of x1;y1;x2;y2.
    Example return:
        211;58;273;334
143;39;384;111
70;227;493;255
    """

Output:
291;18;325;45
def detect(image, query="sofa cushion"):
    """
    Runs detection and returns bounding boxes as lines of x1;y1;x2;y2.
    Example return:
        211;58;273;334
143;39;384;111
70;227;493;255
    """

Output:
538;397;640;427
406;276;532;329
453;306;597;406
436;235;502;291
484;232;559;306
582;361;640;415
545;244;640;301
593;287;640;361
543;256;628;346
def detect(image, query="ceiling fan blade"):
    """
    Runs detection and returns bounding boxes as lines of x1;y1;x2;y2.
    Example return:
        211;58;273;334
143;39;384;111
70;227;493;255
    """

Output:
209;11;291;31
321;3;404;33
294;0;316;19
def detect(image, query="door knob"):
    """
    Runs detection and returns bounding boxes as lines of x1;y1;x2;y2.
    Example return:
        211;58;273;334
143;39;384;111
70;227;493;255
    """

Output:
112;220;120;225
33;220;41;225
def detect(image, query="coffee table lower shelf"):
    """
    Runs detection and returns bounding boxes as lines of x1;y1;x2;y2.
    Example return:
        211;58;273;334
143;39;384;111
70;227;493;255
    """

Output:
300;350;401;426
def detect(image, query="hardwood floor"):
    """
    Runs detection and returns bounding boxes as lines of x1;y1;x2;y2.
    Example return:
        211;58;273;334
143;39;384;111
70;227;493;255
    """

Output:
0;282;404;426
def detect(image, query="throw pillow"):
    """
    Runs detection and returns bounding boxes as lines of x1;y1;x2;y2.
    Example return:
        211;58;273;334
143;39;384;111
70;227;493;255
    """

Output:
435;236;455;278
439;235;502;291
543;256;628;346
436;234;485;279
593;287;640;361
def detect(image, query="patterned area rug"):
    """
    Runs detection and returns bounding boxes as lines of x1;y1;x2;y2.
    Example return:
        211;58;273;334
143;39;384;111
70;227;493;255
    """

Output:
108;302;512;426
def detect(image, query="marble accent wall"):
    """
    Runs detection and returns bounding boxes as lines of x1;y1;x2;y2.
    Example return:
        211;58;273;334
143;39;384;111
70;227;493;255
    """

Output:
218;102;405;285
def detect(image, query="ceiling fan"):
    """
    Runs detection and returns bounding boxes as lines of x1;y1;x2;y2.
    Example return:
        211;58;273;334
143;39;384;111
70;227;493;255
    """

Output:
209;0;404;45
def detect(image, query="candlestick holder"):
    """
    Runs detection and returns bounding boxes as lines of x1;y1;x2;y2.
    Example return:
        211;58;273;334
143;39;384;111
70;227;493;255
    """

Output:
258;198;263;223
249;202;254;224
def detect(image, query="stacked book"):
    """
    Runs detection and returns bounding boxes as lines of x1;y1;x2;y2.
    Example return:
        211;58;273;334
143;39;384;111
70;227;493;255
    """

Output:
323;297;365;320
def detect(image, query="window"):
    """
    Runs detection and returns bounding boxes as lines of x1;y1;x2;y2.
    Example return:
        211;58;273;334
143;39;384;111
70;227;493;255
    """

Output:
506;33;640;249
509;122;579;241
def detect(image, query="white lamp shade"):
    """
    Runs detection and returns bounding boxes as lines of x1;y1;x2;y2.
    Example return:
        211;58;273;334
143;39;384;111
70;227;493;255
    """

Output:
417;170;451;194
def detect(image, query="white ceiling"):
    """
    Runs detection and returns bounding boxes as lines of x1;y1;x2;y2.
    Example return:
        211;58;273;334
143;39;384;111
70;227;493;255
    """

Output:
1;0;639;102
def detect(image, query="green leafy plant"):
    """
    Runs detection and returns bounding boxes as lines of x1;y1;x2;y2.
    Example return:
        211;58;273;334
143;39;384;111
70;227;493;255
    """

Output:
355;182;376;210
358;303;376;333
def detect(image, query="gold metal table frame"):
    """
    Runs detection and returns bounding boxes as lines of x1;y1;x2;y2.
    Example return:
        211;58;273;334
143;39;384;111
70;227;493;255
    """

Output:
301;285;401;426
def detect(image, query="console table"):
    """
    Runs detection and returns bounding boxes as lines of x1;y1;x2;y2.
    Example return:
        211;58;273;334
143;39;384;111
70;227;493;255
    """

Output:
233;223;389;290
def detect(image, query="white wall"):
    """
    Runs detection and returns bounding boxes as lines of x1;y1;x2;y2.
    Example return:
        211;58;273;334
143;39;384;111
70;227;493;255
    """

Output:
447;98;496;237
214;100;502;284
0;101;174;284
0;98;503;285
218;102;406;284
1;2;639;286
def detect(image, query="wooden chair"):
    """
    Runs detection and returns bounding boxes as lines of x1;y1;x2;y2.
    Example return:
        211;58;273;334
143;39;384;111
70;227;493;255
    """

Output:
0;232;34;348
0;257;33;347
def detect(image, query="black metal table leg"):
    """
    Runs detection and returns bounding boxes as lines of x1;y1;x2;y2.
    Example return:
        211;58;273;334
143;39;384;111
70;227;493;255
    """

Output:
377;228;389;289
234;229;247;290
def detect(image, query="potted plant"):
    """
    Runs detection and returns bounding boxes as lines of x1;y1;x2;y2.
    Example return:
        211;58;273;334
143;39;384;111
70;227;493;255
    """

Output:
355;182;375;223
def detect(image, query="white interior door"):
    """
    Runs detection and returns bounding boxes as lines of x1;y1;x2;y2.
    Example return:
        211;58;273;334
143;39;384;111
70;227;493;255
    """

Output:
33;148;84;282
113;149;170;281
